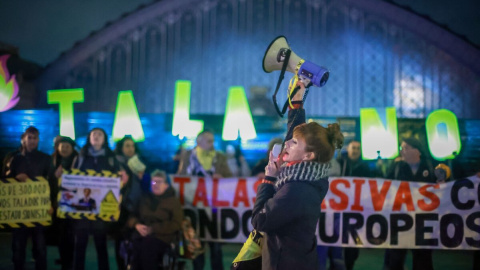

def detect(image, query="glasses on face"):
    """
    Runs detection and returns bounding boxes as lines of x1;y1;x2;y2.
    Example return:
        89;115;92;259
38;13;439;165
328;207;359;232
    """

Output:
151;180;167;185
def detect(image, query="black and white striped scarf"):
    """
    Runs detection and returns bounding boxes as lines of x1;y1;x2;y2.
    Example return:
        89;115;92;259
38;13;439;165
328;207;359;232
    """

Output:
275;161;331;190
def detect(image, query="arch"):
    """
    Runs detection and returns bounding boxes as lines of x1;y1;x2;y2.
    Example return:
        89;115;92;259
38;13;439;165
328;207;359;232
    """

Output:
36;0;480;118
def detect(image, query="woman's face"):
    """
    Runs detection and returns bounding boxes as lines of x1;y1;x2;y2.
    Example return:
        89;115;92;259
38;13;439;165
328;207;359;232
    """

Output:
151;176;169;196
58;142;73;158
122;139;136;158
90;130;105;149
282;134;313;162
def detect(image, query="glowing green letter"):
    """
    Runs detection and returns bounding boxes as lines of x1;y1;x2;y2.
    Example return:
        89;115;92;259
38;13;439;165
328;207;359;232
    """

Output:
112;90;145;142
360;107;399;160
172;80;204;139
47;89;84;139
425;109;461;160
222;86;257;141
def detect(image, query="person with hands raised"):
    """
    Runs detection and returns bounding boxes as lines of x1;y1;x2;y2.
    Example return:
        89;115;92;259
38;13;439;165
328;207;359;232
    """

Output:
251;82;344;270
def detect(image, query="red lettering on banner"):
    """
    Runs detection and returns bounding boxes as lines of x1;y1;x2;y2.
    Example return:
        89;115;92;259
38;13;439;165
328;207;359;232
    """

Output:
369;180;392;211
193;178;209;207
329;179;350;210
212;179;229;207
392;181;415;211
321;200;326;210
252;178;262;204
173;177;190;205
233;179;250;207
418;184;440;211
351;179;365;211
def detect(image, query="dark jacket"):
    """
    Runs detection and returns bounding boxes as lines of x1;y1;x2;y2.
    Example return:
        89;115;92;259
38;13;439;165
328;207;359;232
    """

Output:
8;149;51;179
8;149;53;209
386;159;435;183
337;156;371;177
129;186;184;244
251;107;329;270
74;148;119;173
253;179;328;270
49;152;78;208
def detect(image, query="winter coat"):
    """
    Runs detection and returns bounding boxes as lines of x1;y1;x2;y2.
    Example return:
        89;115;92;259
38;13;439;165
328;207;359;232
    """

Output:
386;159;435;183
128;186;184;244
251;107;330;270
337;156;372;177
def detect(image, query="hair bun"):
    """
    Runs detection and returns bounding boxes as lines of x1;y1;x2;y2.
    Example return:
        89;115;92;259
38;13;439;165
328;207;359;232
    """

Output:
327;123;344;149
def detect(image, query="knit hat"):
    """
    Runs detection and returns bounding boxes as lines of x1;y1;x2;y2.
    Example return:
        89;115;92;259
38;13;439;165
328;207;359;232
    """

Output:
57;136;76;147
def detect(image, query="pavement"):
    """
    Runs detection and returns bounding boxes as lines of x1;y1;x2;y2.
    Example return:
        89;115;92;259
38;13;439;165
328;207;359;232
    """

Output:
0;232;475;269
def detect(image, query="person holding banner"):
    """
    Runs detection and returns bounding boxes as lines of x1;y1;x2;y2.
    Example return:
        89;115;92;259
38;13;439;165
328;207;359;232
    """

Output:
71;127;123;270
337;140;372;270
383;137;435;270
128;169;184;270
49;136;78;269
251;82;344;270
177;129;232;270
8;126;52;270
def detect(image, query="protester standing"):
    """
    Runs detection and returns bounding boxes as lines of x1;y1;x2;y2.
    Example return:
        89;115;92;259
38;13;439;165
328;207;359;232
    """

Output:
251;82;344;270
50;136;78;270
383;137;435;270
337;140;371;270
8;126;52;270
71;128;124;270
177;130;232;270
113;136;144;270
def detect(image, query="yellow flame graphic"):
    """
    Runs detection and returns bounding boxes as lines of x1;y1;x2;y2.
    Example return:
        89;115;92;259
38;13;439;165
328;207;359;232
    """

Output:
0;55;20;112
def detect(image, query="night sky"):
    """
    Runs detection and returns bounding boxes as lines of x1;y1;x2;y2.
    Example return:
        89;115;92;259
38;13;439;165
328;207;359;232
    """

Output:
0;0;478;66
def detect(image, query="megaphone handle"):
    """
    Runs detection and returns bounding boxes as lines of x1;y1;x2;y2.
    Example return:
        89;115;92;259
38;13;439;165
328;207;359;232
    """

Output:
280;86;301;115
271;49;292;117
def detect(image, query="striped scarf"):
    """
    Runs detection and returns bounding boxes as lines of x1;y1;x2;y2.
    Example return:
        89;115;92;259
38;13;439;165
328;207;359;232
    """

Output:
275;161;331;190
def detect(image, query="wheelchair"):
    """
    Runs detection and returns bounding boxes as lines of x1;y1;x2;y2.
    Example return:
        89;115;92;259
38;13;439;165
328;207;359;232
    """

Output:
119;231;187;270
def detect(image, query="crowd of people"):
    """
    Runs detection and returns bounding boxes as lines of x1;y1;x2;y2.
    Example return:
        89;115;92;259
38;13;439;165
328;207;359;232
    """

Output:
1;110;478;270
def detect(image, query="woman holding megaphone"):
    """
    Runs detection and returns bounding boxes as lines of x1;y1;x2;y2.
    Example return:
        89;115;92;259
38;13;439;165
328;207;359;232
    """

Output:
251;81;344;270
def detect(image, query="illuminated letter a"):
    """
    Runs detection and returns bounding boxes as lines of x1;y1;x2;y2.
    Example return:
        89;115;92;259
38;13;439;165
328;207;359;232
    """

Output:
112;90;145;142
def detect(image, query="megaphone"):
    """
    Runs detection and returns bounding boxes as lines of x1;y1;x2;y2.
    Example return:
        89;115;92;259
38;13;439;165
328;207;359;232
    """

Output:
263;36;329;87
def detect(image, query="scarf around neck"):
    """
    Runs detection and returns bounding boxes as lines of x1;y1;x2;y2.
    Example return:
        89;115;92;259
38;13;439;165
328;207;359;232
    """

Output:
88;147;105;157
196;147;216;171
275;161;331;190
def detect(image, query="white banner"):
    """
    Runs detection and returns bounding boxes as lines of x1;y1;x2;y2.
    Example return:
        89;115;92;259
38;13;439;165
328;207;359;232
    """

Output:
170;175;480;250
57;172;121;221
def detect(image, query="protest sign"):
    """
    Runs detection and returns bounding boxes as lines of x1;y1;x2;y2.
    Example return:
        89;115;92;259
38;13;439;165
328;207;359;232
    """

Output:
57;169;121;222
0;177;51;228
171;175;480;250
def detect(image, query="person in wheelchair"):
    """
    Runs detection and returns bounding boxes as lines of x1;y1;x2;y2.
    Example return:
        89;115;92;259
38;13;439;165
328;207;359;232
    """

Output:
127;169;184;270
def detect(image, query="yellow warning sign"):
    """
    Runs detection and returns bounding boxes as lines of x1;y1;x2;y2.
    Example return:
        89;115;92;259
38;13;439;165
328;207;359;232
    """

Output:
0;177;52;228
100;190;119;216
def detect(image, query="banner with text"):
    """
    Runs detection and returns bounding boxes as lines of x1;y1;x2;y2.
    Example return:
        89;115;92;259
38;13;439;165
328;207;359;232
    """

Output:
57;171;121;222
0;177;51;228
171;175;480;250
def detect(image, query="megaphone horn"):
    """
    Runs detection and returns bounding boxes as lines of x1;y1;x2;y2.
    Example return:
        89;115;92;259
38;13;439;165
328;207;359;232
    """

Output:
262;36;329;87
